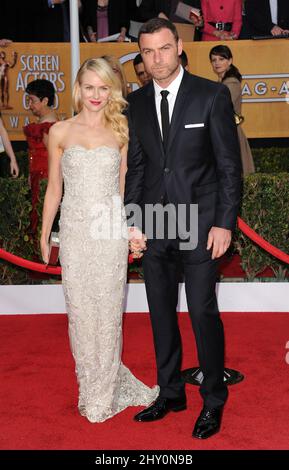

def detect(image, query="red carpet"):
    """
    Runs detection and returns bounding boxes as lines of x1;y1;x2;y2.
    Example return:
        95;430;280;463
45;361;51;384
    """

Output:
0;312;289;450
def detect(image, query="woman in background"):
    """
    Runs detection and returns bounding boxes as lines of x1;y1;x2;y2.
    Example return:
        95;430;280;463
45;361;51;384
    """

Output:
40;58;158;422
201;0;242;41
23;79;57;236
210;45;254;175
81;0;129;42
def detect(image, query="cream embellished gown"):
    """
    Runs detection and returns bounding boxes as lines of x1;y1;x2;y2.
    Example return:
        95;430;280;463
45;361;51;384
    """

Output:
59;145;158;423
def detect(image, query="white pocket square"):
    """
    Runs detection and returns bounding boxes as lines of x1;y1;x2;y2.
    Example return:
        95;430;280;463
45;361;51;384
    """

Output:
185;123;205;128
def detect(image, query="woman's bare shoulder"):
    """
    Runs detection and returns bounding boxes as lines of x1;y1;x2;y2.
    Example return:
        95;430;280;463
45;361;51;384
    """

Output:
49;118;77;137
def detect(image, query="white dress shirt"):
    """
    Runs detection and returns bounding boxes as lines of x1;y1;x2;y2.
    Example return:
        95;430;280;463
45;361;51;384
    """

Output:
153;66;184;138
269;0;278;25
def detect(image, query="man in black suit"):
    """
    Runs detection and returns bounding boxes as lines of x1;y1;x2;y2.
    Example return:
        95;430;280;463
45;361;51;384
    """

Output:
246;0;289;37
125;18;241;439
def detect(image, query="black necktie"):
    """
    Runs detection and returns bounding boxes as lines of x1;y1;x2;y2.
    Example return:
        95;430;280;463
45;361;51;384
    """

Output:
160;90;170;151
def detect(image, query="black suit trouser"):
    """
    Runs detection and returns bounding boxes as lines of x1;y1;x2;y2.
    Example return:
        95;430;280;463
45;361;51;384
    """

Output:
142;237;228;410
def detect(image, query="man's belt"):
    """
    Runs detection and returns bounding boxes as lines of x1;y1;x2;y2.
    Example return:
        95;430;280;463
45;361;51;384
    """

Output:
208;22;233;31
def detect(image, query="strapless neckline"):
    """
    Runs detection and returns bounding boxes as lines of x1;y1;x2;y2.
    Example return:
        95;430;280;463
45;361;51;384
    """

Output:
63;145;119;155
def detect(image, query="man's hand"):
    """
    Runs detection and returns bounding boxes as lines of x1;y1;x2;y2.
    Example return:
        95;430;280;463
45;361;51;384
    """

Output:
207;226;232;260
213;30;231;40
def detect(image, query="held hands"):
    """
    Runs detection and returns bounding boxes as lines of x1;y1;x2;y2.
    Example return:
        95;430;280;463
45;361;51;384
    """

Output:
214;30;235;40
128;225;232;260
128;227;147;259
207;226;232;260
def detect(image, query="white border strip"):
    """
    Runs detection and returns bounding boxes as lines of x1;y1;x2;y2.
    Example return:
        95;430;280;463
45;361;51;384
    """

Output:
242;74;289;79
242;98;289;103
0;283;288;314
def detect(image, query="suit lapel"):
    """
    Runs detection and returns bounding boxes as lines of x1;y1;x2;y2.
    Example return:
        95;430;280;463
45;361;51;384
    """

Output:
146;83;166;164
167;71;192;153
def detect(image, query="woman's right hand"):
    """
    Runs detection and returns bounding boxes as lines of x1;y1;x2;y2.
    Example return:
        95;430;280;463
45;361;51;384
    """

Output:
40;237;49;264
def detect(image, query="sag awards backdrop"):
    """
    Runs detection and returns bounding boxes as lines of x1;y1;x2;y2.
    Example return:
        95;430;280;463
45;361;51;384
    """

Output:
0;39;288;140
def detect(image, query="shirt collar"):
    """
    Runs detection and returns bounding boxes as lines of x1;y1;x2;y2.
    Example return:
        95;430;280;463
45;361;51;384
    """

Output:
153;66;184;98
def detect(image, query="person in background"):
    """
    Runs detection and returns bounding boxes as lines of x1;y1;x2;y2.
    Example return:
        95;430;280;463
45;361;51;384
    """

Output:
133;54;152;87
246;0;289;37
239;0;252;39
139;0;202;25
128;0;144;42
201;0;242;41
210;45;254;175
0;113;19;177
81;0;129;42
23;79;57;237
101;55;130;97
139;0;203;39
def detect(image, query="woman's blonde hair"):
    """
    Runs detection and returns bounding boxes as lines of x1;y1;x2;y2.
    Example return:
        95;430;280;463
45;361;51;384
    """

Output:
101;55;128;98
72;57;128;145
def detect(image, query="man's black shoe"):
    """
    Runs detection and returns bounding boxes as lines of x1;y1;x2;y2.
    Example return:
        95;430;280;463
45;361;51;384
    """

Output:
134;396;187;422
192;406;223;439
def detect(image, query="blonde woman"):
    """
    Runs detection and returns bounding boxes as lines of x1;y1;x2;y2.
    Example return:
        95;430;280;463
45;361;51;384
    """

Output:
40;58;158;423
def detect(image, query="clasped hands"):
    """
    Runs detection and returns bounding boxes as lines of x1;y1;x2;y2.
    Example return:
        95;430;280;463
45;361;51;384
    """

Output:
128;227;147;259
128;226;232;260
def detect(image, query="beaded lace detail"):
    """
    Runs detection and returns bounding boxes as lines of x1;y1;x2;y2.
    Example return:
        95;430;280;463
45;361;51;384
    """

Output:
59;146;158;422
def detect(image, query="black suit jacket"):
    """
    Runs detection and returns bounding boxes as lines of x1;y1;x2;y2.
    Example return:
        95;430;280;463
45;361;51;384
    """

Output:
246;0;289;35
125;71;241;234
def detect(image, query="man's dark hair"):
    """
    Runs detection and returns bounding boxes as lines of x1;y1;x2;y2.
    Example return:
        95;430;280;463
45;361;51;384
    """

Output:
180;50;188;68
25;79;55;107
133;53;143;67
138;18;179;45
